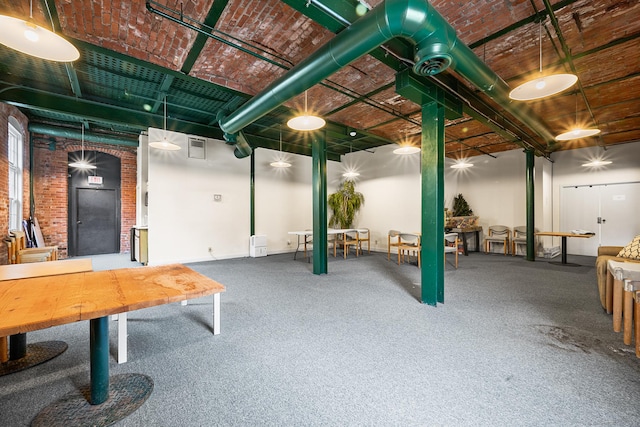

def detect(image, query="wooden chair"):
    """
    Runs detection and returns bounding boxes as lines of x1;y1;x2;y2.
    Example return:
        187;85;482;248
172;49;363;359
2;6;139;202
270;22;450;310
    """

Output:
398;233;421;267
333;230;359;258
388;230;401;261
484;225;511;255
444;232;459;268
511;226;539;256
8;230;58;264
357;228;370;254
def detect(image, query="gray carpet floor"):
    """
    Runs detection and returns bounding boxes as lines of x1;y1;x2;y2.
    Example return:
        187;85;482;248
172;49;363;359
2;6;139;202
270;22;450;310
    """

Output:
1;251;639;426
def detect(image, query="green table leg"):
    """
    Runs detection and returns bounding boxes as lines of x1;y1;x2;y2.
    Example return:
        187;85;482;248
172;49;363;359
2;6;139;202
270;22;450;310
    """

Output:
90;316;109;405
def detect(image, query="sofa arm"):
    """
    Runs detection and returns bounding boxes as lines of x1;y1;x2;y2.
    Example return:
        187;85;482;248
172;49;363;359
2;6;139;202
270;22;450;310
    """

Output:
598;246;623;257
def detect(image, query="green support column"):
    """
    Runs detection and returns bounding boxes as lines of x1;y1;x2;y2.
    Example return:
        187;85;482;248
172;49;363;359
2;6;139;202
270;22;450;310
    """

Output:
312;132;328;274
421;98;446;305
396;70;450;306
525;149;535;261
250;150;255;236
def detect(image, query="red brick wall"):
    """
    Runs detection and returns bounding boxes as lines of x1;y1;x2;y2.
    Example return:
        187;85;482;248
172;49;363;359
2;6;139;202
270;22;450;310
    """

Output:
32;136;137;258
0;104;30;265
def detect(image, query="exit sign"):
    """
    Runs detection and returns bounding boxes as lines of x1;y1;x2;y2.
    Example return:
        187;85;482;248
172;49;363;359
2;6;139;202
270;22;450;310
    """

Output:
88;176;103;185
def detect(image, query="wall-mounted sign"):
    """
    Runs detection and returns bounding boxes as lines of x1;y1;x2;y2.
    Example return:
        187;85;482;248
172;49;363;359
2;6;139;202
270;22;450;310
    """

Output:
88;176;103;185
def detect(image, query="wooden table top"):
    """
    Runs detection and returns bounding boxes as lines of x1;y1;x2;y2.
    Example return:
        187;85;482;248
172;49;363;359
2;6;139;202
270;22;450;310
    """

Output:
0;264;225;336
535;231;595;238
0;258;93;281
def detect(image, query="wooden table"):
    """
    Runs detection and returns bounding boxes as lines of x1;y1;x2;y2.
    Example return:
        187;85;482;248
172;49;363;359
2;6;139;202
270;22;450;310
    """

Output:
450;226;482;255
0;263;225;421
535;231;595;266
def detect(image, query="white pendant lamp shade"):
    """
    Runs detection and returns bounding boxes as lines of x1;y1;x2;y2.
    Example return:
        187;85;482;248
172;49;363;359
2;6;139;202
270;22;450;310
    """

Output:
509;20;576;101
555;94;601;141
0;9;79;62
450;160;473;169
582;159;611;167
342;170;360;179
555;127;601;141
287;91;325;131
509;73;578;101
69;125;96;169
149;95;181;150
271;126;291;168
393;145;420;155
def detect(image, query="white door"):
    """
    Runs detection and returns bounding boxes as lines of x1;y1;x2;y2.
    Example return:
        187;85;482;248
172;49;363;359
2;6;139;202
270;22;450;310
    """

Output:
561;182;640;256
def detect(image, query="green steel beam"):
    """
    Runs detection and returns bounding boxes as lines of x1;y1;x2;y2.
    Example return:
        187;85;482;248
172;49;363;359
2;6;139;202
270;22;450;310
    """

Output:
2;86;225;140
181;0;230;73
312;131;328;275
526;149;535;261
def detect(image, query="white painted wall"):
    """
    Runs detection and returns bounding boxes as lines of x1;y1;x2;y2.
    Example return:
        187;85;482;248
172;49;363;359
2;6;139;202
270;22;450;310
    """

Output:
141;124;640;263
147;129;251;265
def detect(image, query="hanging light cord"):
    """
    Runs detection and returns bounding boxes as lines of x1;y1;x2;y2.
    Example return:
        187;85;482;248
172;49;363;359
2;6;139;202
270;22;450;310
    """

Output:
81;124;85;160
538;20;543;74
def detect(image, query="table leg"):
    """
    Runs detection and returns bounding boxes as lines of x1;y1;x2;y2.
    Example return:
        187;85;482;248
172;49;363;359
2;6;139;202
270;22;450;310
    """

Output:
9;333;27;360
461;233;469;256
474;231;479;253
623;286;633;345
613;278;623;333
635;292;640;358
561;236;567;264
117;313;128;364
606;270;614;314
90;316;109;405
213;293;221;335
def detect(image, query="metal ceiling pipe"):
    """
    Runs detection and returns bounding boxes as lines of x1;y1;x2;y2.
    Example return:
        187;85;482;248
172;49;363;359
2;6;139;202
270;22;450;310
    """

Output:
28;124;139;147
219;0;555;155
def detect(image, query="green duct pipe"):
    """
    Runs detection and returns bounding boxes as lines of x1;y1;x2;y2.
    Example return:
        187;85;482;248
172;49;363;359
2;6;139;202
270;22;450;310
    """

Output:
28;124;138;147
219;0;555;145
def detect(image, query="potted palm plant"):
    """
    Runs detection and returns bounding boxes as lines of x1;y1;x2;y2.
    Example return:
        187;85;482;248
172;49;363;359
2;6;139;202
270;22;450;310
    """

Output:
328;180;364;229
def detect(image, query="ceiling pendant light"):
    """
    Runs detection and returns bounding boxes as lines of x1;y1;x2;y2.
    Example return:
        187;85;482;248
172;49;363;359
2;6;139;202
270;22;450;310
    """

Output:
68;124;96;170
450;145;473;169
287;90;326;131
581;159;612;167
149;95;181;150
509;19;577;101
342;143;360;179
270;126;291;168
0;0;79;62
555;94;601;141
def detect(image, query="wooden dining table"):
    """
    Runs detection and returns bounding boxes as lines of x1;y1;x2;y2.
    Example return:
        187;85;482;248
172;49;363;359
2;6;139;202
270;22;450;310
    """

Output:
535;231;595;266
0;263;225;424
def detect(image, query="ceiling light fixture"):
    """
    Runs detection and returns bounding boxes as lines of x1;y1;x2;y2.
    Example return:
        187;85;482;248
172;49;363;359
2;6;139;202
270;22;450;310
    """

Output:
555;93;601;141
68;124;96;170
270;126;291;168
393;145;420;155
450;145;473;169
581;159;612;167
149;95;181;150
287;91;326;131
342;143;360;179
0;0;79;62
508;19;577;101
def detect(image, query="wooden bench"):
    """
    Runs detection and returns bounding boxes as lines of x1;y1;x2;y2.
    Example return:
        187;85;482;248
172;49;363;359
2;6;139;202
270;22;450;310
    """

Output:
0;258;93;363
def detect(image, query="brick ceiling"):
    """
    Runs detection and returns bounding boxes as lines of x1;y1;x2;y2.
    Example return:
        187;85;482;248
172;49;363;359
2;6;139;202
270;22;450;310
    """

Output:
0;0;638;161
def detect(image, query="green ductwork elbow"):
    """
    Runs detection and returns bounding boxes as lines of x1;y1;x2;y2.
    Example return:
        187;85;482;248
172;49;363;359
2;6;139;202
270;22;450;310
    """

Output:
218;0;553;144
28;124;139;147
234;131;253;158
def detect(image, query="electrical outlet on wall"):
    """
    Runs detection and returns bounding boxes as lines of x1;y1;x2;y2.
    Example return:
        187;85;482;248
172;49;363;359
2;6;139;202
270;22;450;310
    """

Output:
213;194;222;202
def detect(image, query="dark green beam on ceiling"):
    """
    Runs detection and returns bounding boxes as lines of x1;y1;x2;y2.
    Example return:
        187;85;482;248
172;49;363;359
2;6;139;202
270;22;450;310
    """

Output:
1;86;225;140
181;0;230;73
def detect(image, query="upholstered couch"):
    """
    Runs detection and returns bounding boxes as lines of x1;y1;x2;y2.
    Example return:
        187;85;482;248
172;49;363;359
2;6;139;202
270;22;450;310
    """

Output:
595;245;640;311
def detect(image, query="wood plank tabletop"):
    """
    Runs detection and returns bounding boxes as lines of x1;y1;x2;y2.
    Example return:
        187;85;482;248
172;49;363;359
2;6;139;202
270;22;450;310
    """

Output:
0;258;93;281
535;231;595;238
0;264;225;336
